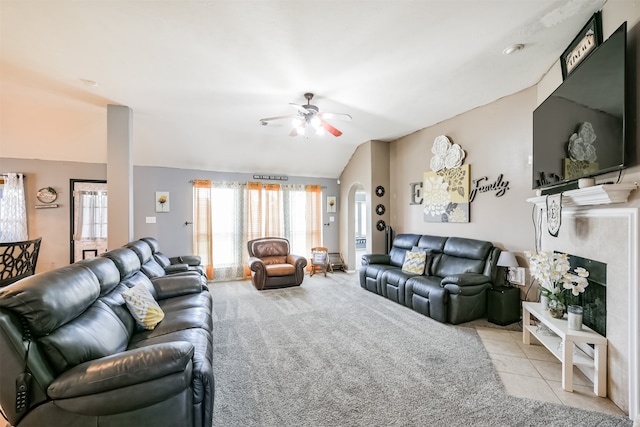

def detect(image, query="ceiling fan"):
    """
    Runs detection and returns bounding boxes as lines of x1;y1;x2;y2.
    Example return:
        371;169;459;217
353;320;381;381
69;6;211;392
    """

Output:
260;93;352;137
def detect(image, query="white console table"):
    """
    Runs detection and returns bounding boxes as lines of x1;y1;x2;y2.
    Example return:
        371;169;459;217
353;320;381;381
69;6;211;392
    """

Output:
522;302;608;396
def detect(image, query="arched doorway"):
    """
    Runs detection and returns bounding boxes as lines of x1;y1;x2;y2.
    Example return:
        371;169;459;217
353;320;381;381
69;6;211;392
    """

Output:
346;183;367;271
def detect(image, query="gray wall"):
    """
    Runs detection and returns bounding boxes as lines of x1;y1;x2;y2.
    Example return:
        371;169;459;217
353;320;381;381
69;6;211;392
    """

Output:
0;158;339;270
133;166;341;258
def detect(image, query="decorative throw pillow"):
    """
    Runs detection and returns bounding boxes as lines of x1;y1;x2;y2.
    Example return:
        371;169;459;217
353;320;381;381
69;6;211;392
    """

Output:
312;251;327;265
402;250;427;275
122;283;165;330
412;246;434;276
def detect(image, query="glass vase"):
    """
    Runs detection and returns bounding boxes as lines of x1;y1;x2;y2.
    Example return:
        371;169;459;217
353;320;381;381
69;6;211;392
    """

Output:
548;299;566;318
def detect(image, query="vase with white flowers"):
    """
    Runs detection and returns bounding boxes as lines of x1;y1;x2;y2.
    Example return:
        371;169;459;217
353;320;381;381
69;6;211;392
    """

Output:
525;251;590;318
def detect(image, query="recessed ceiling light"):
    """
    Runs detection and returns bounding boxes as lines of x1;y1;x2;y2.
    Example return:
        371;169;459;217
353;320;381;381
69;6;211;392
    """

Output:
80;78;98;87
502;44;524;55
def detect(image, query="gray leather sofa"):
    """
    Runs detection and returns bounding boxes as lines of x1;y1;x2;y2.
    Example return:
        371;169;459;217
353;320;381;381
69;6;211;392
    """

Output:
0;240;213;427
360;234;501;324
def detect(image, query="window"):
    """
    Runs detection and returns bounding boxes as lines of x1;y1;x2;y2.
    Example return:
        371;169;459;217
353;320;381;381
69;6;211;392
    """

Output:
194;181;322;281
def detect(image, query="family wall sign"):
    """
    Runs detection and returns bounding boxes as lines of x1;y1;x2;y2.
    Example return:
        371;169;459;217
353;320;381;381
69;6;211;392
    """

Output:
410;173;510;205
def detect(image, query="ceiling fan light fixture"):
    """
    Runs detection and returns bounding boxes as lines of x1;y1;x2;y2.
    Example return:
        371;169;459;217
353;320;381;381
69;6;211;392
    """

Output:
310;116;321;130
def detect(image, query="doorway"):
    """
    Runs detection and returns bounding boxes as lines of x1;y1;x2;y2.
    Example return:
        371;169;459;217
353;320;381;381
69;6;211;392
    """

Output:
69;179;108;263
354;187;367;270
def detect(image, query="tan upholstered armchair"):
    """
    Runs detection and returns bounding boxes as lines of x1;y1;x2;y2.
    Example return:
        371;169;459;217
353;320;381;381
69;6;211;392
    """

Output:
247;237;307;290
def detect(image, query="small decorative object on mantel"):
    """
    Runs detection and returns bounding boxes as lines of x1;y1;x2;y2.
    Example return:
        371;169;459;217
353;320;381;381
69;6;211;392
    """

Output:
423;135;470;223
156;191;170;213
525;251;590;319
560;11;602;79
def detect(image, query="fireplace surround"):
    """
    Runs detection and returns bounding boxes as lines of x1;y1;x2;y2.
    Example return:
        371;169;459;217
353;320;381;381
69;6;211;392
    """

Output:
528;184;639;421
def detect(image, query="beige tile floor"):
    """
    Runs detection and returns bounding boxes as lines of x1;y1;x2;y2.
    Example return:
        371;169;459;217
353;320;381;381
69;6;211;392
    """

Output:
476;326;627;417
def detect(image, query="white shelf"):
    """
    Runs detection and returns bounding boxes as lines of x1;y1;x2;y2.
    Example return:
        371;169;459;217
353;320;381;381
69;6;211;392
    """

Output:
527;183;637;209
524;324;593;366
523;302;608;396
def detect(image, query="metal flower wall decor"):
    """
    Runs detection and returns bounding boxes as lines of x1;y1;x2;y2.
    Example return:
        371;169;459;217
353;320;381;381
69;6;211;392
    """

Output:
423;135;470;223
564;121;599;179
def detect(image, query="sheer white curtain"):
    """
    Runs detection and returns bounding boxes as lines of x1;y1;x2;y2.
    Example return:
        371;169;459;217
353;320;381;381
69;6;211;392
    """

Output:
75;191;108;240
0;173;28;242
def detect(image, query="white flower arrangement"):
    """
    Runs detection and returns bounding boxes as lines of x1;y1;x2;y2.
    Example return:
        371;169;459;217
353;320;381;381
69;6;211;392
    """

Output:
525;251;589;304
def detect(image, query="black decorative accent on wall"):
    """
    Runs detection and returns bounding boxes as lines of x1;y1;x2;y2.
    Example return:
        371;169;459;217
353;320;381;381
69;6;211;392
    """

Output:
376;220;386;231
375;186;385;197
376;204;385;215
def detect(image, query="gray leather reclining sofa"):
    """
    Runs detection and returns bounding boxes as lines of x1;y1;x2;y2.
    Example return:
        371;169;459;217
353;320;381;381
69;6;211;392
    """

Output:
0;238;213;427
360;233;501;324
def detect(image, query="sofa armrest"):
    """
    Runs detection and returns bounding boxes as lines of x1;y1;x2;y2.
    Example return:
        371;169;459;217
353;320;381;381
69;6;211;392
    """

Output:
163;263;190;273
440;273;492;288
151;274;205;299
248;256;265;272
48;342;194;399
169;255;202;266
287;254;307;269
361;254;391;265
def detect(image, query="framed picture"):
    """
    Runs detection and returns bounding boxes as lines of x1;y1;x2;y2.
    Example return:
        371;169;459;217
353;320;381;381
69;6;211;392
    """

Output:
560;12;602;79
156;191;170;212
326;196;336;213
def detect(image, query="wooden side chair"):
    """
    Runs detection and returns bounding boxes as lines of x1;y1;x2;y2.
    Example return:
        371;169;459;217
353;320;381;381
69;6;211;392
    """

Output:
310;247;329;277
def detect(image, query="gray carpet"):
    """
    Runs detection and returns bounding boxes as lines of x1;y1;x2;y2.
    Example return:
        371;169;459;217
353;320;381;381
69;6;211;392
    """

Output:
210;272;632;427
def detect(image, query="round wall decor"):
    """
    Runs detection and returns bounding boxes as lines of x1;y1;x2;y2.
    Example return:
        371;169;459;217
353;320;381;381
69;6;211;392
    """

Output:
376;220;386;231
375;185;385;197
376;204;385;215
36;187;58;203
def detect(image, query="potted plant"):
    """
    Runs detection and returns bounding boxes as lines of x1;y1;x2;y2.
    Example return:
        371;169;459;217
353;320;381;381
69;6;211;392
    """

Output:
525;251;590;318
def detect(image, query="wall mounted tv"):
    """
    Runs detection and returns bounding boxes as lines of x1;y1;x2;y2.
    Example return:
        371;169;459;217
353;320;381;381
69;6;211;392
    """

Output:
532;22;627;190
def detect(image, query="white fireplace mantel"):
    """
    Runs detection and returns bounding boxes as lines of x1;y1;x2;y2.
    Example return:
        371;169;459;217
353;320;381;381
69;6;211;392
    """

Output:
528;190;639;422
527;183;638;210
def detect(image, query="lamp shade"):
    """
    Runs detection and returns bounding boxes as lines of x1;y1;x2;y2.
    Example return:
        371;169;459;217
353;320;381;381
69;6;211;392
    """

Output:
497;251;518;268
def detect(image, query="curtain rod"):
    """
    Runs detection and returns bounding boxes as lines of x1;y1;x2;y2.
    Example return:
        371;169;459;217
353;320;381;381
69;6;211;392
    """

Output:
189;180;327;188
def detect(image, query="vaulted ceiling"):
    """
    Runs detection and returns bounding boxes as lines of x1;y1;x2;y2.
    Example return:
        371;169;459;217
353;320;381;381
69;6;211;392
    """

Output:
1;0;606;178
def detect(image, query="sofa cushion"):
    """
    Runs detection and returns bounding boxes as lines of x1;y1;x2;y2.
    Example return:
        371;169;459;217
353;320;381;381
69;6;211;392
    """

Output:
0;264;100;337
388;234;421;267
123;283;165;330
78;257;122;297
103;248;142;280
38;300;131;374
402;251;426;275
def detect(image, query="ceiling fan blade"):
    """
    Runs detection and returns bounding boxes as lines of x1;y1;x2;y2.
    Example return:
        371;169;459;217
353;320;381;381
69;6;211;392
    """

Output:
319;112;352;121
259;114;295;124
320;120;343;137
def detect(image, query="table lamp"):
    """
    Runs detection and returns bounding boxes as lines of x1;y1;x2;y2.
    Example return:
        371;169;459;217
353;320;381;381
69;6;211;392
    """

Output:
497;251;519;286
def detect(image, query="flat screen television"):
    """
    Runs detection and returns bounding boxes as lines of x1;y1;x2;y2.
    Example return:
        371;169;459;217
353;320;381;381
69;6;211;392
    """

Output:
532;22;627;190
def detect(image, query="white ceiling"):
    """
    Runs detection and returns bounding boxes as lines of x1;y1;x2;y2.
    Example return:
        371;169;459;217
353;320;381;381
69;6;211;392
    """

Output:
1;0;606;178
